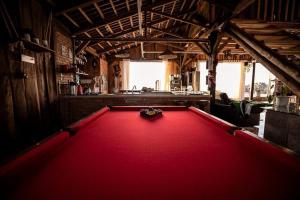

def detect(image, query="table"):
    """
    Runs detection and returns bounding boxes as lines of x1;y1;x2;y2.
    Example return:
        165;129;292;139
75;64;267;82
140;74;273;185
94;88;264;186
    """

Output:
1;106;300;200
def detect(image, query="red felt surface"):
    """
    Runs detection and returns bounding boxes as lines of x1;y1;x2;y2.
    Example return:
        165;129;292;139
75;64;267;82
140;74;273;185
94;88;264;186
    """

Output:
2;109;300;200
68;107;109;133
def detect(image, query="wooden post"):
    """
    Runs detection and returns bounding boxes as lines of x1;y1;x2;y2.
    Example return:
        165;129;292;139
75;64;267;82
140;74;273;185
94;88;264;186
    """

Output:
250;62;256;100
72;37;76;65
208;31;221;105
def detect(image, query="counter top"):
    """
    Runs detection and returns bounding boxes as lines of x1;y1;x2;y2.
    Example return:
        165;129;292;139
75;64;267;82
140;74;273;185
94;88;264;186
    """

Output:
59;94;211;126
60;94;211;98
263;106;300;116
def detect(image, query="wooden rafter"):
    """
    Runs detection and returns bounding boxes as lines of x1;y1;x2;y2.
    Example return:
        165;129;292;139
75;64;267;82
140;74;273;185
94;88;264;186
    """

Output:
79;37;208;43
78;8;92;24
88;17;172;47
75;41;91;55
217;37;232;53
232;0;257;17
98;42;133;53
72;1;177;35
227;23;300;80
227;31;300;96
180;0;186;12
94;3;104;19
150;10;204;28
137;0;144;58
199;0;257;38
109;0;118;15
165;1;176;29
55;0;101;16
118;21;124;30
62;13;79;27
126;0;130;11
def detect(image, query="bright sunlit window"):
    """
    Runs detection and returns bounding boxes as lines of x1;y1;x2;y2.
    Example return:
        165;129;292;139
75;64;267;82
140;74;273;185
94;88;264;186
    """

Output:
129;61;166;90
199;61;208;92
216;62;242;99
245;63;275;98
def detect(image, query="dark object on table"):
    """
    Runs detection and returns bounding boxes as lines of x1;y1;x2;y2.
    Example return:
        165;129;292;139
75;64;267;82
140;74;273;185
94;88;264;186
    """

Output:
141;87;154;92
220;92;232;105
140;107;162;119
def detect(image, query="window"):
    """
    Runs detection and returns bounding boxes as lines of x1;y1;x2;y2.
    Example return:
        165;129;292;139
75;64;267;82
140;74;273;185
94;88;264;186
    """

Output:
128;61;166;90
253;63;275;98
216;62;243;100
199;61;208;92
244;63;275;99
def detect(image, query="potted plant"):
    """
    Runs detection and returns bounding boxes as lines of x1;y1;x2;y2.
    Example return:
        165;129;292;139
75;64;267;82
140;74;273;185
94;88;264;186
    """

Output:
267;84;275;103
275;84;291;108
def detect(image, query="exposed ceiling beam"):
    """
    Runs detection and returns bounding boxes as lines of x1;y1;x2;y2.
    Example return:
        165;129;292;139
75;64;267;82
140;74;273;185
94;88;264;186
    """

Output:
72;1;177;36
194;42;209;55
78;8;92;24
87;10;195;47
78;37;208;43
150;10;205;28
88;17;170;47
144;50;204;54
100;32;166;54
225;23;300;96
55;0;101;16
227;33;300;96
232;0;257;17
75;41;91;55
109;0;118;15
94;3;104;19
126;0;130;11
98;42;133;53
200;0;257;38
55;0;177;16
217;38;232;53
150;26;183;38
226;22;300;83
150;26;209;55
62;13;79;28
137;0;144;58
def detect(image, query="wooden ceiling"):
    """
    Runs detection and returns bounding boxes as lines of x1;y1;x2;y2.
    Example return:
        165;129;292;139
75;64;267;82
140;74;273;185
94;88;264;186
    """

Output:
50;0;300;64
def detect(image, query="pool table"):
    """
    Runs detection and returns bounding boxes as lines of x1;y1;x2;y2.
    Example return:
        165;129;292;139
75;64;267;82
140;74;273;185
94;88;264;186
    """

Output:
1;106;300;200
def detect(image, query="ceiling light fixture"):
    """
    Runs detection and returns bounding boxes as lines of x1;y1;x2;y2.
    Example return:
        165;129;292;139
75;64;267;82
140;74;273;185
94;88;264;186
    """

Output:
158;49;177;60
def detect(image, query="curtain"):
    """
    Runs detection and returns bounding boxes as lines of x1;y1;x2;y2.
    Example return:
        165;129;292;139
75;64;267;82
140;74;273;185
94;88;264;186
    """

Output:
239;63;246;100
120;59;130;90
163;60;178;91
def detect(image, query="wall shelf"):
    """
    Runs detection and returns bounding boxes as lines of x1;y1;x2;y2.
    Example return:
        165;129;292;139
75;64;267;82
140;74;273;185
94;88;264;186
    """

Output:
75;72;89;76
21;40;55;53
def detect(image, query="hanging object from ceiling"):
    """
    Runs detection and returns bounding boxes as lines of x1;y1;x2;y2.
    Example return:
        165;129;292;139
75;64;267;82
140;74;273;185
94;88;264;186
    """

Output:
158;49;177;60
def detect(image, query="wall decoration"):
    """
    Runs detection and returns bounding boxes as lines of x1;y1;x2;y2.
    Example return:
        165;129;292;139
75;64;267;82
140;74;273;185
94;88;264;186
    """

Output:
62;45;68;57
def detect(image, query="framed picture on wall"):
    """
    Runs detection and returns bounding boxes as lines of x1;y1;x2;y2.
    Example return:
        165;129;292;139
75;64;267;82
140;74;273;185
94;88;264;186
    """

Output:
69;48;73;59
62;45;68;57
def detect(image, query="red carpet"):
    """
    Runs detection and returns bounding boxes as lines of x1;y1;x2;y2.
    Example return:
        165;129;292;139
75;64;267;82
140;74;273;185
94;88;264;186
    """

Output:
2;109;300;200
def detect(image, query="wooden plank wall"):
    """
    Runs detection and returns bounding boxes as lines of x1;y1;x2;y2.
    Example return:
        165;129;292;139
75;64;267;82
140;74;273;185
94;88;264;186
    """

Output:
0;0;58;161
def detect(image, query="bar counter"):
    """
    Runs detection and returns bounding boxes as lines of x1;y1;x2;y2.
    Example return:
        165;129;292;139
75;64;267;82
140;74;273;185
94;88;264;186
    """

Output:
264;107;300;153
59;94;211;126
